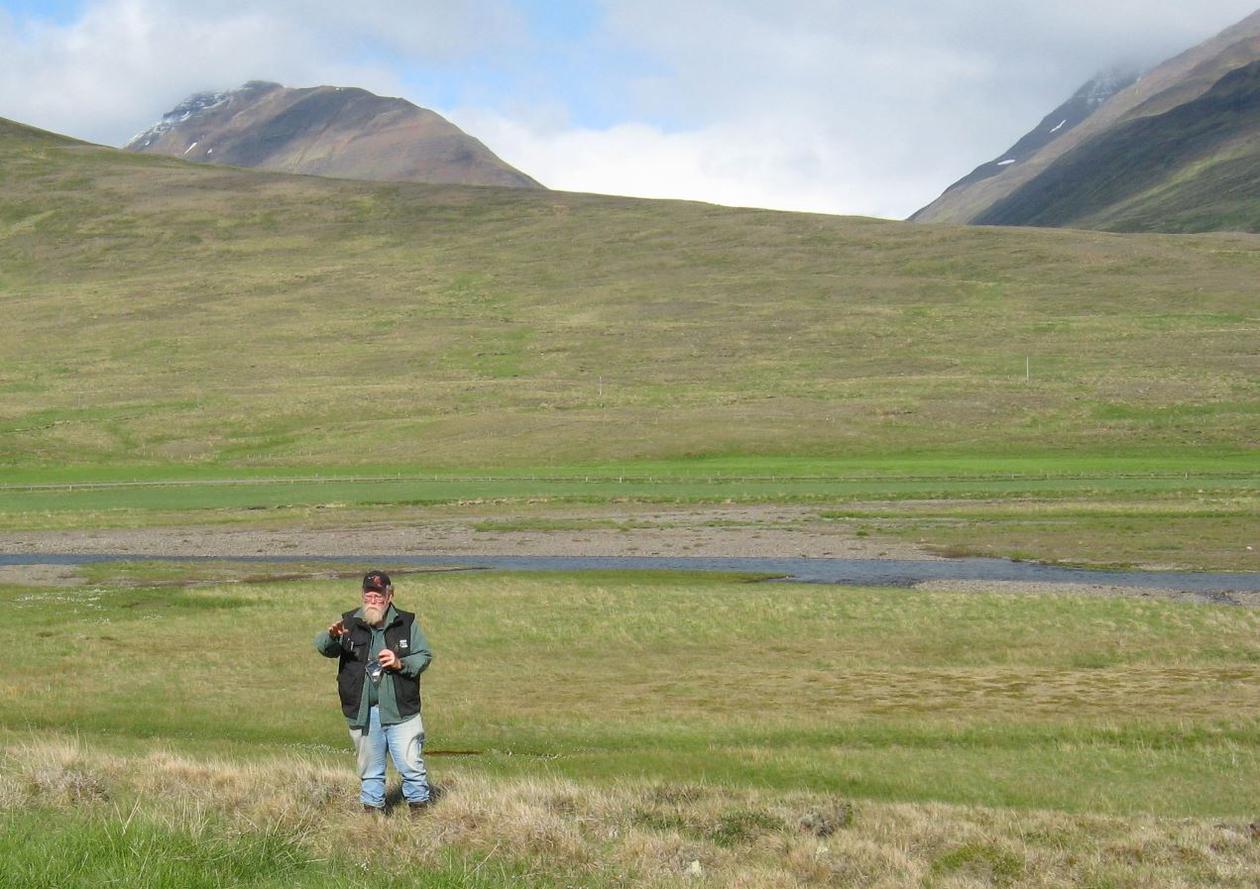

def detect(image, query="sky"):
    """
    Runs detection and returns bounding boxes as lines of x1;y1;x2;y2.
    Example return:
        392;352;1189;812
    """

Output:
2;1;1258;218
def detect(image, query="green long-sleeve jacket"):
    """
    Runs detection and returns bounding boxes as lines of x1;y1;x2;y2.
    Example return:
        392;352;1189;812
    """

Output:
314;603;432;729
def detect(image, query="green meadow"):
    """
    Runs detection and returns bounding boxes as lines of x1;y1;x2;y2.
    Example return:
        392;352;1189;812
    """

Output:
2;565;1258;886
2;462;1253;522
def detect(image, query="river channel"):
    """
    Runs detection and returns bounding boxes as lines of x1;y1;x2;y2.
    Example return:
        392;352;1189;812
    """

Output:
3;552;1259;595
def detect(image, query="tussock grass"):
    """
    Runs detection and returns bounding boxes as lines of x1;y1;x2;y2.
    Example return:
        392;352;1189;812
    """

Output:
3;570;1258;816
2;740;1256;888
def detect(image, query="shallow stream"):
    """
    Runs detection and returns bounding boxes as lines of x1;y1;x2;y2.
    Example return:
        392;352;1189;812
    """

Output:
3;552;1259;596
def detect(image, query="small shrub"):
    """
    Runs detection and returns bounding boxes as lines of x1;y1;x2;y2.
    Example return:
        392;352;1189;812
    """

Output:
930;842;1024;886
798;801;854;837
707;810;785;848
632;808;689;834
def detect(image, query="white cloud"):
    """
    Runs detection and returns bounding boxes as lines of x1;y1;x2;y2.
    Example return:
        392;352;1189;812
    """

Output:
2;1;1258;217
0;0;517;145
452;108;931;218
589;0;1260;215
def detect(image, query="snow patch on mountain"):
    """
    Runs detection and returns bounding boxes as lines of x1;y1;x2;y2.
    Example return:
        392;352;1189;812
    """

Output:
1076;66;1140;108
127;91;227;146
125;82;281;149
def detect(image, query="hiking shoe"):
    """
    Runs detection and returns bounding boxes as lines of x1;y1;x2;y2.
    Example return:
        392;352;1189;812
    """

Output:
408;800;433;817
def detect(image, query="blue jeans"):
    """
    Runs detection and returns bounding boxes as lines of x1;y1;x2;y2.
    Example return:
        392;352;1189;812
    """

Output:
349;707;430;808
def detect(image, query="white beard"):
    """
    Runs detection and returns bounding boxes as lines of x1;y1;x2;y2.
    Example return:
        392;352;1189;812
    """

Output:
362;603;386;625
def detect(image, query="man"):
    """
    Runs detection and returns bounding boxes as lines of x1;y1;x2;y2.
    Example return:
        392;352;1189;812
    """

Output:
315;570;434;813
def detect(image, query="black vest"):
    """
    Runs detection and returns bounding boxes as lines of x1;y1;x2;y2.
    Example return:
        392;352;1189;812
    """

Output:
335;608;422;720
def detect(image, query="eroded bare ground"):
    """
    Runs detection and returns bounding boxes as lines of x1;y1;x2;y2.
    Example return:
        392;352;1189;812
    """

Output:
2;504;1255;605
0;564;83;587
0;504;932;560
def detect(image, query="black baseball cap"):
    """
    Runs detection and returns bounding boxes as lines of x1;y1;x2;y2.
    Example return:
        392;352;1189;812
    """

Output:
362;570;392;593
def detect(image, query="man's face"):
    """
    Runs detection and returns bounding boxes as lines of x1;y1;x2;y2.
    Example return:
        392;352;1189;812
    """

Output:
361;586;392;624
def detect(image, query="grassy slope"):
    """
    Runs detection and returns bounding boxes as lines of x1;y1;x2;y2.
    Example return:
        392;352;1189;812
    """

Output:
2;566;1258;886
1;118;1257;469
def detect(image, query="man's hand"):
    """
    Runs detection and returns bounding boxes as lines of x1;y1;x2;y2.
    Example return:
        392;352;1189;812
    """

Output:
378;649;402;672
327;619;346;638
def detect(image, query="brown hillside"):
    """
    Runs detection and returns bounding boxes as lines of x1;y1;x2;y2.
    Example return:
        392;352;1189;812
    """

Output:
125;80;542;189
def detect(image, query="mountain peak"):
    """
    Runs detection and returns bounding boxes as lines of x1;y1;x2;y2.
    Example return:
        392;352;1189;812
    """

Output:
911;7;1260;231
908;66;1138;215
125;82;541;189
1078;66;1141;107
128;81;284;149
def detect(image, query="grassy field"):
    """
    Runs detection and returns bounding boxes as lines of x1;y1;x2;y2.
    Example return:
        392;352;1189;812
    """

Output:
1;453;1253;517
3;113;1258;887
2;564;1258;886
3;453;1255;570
1;118;1258;468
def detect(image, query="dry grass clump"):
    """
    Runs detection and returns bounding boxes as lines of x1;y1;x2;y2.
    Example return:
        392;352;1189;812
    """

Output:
3;739;1257;887
2;737;111;806
391;775;597;868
